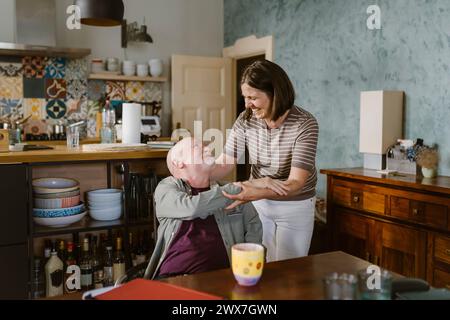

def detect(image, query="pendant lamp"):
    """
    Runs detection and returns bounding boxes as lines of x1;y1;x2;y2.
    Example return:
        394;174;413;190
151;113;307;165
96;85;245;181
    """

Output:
74;0;124;27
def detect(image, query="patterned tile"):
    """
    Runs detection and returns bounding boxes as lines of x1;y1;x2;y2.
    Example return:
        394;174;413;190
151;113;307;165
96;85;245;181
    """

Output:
106;81;125;101
45;57;66;79
45;99;67;119
125;81;145;102
87;80;106;100
23;119;48;135
66;58;88;80
144;82;163;102
0;98;21;116
67;79;87;100
23;78;45;98
45;79;66;99
0;77;23;99
23;98;45;120
66;98;88;116
23;56;47;79
87;100;101;118
0;62;23;77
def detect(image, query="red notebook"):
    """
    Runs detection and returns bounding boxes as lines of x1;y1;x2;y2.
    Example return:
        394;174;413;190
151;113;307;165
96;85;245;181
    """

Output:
96;279;223;300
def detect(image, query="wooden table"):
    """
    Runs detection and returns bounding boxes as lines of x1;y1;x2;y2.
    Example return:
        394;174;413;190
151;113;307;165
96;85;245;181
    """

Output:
47;251;391;300
161;251;381;300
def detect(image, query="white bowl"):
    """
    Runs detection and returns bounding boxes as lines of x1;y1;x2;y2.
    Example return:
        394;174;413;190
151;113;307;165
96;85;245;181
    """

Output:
89;206;122;221
32;178;79;194
87;189;122;202
33;211;87;228
88;200;122;210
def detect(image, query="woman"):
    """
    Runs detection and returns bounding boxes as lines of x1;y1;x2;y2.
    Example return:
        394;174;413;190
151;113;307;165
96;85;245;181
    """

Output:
211;60;319;262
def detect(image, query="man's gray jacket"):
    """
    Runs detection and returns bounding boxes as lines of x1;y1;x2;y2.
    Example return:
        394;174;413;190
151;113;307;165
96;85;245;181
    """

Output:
143;176;263;279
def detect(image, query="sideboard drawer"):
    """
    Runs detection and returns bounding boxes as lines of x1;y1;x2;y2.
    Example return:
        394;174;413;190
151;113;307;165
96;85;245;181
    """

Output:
332;182;385;215
390;196;448;230
434;236;450;265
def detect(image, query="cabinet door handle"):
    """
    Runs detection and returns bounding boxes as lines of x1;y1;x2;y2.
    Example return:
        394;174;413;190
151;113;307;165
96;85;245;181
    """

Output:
353;196;360;203
412;208;419;216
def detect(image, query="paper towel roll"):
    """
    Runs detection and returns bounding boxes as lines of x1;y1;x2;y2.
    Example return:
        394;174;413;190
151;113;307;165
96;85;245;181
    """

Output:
122;103;141;144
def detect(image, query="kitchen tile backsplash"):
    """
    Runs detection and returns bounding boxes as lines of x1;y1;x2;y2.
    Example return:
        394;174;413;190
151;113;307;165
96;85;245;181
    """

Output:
0;56;163;138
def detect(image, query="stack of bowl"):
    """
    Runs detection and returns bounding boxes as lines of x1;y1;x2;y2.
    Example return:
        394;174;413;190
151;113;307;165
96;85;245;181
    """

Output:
32;178;86;228
87;189;123;221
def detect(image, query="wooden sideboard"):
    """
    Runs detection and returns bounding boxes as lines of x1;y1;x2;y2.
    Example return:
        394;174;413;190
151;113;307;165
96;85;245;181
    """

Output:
321;168;450;289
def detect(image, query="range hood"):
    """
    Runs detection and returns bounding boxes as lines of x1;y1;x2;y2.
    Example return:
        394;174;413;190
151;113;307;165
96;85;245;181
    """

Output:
0;0;90;58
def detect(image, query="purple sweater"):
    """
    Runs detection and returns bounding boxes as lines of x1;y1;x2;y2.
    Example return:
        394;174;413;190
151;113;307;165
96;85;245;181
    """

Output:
157;186;229;278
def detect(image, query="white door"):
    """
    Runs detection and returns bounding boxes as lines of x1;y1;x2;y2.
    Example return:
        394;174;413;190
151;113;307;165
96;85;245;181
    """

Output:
171;55;232;138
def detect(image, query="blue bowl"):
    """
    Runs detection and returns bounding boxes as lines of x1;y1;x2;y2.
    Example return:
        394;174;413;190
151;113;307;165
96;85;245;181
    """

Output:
33;202;84;218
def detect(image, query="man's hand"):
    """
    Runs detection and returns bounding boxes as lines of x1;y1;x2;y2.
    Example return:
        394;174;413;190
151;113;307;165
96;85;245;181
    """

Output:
223;181;261;210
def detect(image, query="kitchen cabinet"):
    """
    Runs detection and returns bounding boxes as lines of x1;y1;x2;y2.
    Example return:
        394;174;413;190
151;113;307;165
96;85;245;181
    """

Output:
0;164;29;299
323;168;450;287
0;147;169;299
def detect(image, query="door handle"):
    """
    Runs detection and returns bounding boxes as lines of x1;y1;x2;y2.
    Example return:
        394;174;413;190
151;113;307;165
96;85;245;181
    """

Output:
353;195;360;203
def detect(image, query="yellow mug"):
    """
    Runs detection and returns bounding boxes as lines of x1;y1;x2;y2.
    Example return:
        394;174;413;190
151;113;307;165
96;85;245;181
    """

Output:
231;243;264;286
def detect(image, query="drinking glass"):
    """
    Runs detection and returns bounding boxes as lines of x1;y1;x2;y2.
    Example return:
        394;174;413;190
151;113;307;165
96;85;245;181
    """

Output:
357;268;392;300
323;273;358;300
66;126;80;149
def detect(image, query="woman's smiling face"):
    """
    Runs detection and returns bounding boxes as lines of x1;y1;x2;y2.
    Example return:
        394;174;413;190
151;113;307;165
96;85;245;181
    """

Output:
241;83;272;120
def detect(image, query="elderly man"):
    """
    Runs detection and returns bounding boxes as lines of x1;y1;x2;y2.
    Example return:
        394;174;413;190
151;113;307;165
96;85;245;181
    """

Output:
144;137;262;280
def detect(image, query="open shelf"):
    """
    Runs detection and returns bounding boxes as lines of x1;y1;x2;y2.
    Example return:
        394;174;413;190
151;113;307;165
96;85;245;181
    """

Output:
32;217;126;237
88;73;167;82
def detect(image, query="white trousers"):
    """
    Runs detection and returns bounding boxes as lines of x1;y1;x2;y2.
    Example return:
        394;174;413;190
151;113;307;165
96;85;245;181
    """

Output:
252;197;316;262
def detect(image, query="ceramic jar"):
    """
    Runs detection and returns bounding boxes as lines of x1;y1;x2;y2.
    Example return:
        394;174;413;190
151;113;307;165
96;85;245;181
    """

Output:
137;64;149;77
91;59;105;73
149;59;163;77
421;167;437;178
107;58;120;72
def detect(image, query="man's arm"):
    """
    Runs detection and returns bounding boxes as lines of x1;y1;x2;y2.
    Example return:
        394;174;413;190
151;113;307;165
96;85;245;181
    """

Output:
241;203;263;244
155;178;242;220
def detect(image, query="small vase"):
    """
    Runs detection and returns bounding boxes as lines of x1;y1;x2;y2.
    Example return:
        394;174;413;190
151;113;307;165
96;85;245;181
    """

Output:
421;167;436;178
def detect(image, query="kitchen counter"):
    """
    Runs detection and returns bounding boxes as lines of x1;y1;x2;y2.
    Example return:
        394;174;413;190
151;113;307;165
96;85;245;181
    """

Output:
0;144;168;164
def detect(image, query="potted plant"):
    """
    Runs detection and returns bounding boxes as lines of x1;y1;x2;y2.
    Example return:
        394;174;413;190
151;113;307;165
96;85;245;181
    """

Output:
416;147;439;178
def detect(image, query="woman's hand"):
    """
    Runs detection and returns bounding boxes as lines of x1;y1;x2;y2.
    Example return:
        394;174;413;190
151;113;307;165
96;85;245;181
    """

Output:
248;177;289;196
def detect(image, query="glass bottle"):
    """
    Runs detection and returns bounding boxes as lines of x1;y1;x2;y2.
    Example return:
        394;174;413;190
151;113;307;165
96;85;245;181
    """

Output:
103;246;114;287
64;241;79;294
129;232;137;267
113;236;126;283
45;250;64;297
79;238;93;291
91;236;103;289
57;240;67;269
31;258;45;299
135;231;147;265
43;239;52;266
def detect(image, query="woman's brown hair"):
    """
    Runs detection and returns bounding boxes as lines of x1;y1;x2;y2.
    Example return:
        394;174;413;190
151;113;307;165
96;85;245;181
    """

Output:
241;60;295;121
